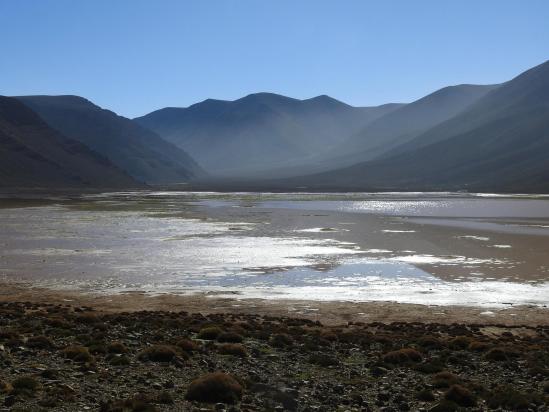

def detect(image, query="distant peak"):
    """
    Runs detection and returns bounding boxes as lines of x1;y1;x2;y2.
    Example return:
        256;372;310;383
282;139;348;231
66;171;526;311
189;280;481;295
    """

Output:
16;94;98;110
240;92;297;103
304;94;351;108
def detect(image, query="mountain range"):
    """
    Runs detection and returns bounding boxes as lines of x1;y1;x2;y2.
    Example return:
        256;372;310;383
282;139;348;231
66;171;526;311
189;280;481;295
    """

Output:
135;93;402;175
1;59;548;192
289;59;549;192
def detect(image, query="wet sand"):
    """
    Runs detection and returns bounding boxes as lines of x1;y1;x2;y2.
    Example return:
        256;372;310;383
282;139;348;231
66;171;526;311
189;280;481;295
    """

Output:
1;280;548;326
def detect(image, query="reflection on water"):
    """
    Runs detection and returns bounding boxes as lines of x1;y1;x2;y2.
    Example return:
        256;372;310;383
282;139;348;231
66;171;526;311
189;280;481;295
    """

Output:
211;258;549;307
1;191;549;307
258;199;549;218
0;205;359;285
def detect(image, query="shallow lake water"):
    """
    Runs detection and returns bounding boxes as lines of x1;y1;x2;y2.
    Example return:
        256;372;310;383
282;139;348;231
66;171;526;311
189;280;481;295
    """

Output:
1;191;548;307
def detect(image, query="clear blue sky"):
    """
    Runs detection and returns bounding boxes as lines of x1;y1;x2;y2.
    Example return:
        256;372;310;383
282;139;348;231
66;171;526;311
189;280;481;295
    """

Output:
1;0;548;118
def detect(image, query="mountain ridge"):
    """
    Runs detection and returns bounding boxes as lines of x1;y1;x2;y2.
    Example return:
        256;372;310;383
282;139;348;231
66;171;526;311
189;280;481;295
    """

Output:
0;96;139;188
135;92;404;175
16;95;205;184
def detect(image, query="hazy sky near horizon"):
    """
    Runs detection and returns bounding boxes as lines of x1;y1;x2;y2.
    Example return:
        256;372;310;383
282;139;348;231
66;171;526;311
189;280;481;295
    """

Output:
1;0;548;118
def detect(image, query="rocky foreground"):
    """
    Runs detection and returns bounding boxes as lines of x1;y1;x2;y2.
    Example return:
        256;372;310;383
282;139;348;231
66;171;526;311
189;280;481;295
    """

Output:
0;302;548;411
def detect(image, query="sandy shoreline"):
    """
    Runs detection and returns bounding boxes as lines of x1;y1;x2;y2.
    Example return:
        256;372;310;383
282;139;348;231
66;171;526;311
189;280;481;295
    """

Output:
1;280;547;326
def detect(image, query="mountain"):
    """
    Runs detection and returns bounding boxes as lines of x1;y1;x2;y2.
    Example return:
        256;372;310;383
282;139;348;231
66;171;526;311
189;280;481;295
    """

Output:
135;93;403;175
0;96;138;188
292;60;549;192
322;83;499;167
16;95;204;184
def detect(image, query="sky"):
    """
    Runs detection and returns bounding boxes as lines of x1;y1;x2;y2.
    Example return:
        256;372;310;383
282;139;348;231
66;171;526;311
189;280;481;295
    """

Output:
1;0;548;118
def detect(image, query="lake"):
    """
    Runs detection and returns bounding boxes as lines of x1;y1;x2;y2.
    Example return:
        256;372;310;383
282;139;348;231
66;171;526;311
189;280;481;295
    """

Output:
1;191;548;307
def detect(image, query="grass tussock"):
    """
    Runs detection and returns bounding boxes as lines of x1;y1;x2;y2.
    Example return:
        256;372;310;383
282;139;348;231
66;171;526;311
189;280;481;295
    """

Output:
12;376;40;396
197;326;223;340
175;338;200;353
444;384;476;407
382;348;422;364
137;345;181;362
107;341;128;354
185;372;243;404
217;343;248;357
217;331;244;343
432;371;461;388
63;345;95;363
26;335;54;349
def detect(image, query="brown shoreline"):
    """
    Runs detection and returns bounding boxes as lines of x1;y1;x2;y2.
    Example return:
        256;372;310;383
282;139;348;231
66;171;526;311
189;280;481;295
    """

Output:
1;281;547;327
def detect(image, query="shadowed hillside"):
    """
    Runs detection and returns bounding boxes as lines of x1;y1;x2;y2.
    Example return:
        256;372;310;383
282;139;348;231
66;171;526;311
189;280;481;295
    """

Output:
289;61;549;192
0;96;138;188
17;96;205;185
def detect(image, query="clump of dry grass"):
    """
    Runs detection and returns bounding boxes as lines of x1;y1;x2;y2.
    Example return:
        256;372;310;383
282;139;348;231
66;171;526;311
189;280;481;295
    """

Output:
12;376;40;396
176;338;200;353
197;326;223;340
432;371;461;388
444;384;476;407
269;333;293;348
217;331;244;343
63;345;95;363
107;341;128;354
137;345;181;362
217;343;248;357
185;372;243;404
26;335;54;349
447;336;471;350
382;348;422;364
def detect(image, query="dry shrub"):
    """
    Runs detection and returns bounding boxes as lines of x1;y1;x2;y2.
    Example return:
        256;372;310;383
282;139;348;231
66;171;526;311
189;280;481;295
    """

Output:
185;372;243;404
197;327;223;340
432;371;461;388
137;345;181;362
444;384;476;407
447;336;471;350
382;348;422;364
218;343;248;357
217;331;244;343
107;341;128;354
27;335;54;349
63;345;95;363
176;338;200;352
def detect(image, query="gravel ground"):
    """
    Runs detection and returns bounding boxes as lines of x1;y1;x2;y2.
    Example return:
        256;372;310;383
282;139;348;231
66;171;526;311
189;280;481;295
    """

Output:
0;301;549;411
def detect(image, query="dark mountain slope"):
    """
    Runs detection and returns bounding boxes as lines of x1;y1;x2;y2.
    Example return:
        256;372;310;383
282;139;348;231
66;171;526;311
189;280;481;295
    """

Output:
135;93;402;175
294;60;549;192
17;95;204;184
0;96;138;188
323;84;499;166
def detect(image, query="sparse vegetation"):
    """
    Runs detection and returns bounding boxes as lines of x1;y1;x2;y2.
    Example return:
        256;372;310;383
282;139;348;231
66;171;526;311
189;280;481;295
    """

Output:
12;376;40;396
137;345;180;362
26;335;54;349
185;372;243;404
432;371;461;388
176;337;200;352
382;348;422;364
63;345;95;363
0;301;548;410
269;333;293;348
217;343;248;357
217;331;244;343
107;341;128;354
444;384;476;407
197;326;223;340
